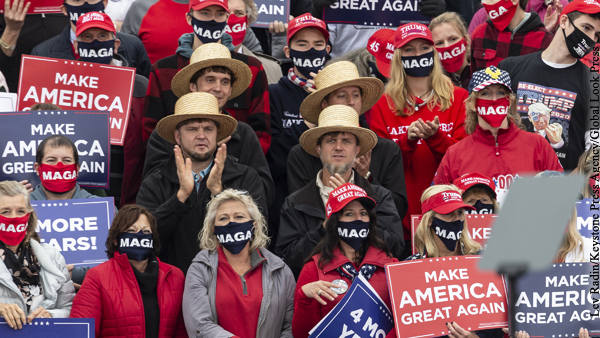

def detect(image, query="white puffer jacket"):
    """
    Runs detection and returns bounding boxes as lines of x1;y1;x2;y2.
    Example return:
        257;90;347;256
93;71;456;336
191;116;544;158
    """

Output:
0;239;75;317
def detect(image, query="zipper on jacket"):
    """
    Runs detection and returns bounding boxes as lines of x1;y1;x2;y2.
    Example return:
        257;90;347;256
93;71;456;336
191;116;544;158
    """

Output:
255;269;275;337
495;141;499;156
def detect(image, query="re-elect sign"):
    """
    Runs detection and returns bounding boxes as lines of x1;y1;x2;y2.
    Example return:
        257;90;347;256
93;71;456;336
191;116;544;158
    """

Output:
511;263;600;336
411;215;495;254
309;274;394;338
0;318;95;337
33;197;115;267
322;0;429;27
252;0;290;27
0;0;62;14
0;110;110;189
386;256;508;338
17;56;135;145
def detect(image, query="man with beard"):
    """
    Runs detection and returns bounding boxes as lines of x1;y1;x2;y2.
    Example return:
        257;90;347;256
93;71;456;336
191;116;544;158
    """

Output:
275;105;404;278
136;92;266;274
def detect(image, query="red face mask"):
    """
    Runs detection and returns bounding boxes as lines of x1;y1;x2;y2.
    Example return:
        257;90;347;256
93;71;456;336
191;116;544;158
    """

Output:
476;97;510;127
482;0;517;31
226;15;248;47
435;38;467;73
39;162;78;193
0;214;29;246
591;177;598;190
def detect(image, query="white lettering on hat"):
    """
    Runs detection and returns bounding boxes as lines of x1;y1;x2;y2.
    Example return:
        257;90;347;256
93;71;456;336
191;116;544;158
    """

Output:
402;57;433;69
42;170;77;181
216;231;252;243
476;106;507;115
460;177;490;186
292;56;325;68
386;52;394;61
120;238;153;248
82;12;105;24
0;223;27;232
79;48;114;58
369;41;380;52
439;44;466;60
400;24;426;39
441;191;462;202
488;5;508;19
386;42;395;51
193;26;223;40
338;228;369;238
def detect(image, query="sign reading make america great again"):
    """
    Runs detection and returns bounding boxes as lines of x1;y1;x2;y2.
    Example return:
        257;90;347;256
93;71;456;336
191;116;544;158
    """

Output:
322;0;430;27
0;0;62;14
17;55;135;146
386;256;508;338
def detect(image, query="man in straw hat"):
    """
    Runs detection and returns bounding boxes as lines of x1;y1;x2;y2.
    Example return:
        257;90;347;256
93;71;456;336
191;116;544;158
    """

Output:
136;92;267;274
142;43;274;208
275;104;405;278
285;61;408;236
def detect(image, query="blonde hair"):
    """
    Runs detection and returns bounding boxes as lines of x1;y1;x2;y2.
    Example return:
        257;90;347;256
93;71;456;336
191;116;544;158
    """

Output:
385;47;455;116
415;184;481;257
556;208;584;263
429;12;471;61
464;90;523;134
199;189;269;252
576;147;594;198
243;0;259;24
461;186;500;213
0;181;40;244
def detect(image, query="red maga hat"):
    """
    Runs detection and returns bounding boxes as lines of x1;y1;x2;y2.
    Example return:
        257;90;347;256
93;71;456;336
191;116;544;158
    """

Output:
189;0;229;12
287;13;329;45
75;12;115;37
421;189;475;215
394;23;433;49
367;29;395;78
562;0;600;16
326;183;376;218
453;172;497;199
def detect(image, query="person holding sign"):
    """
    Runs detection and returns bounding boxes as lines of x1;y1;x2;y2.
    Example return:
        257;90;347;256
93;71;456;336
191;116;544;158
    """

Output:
292;183;397;338
136;92;266;274
433;66;563;203
453;172;499;214
182;189;294;338
430;12;472;89
369;23;469;244
70;204;187;337
0;181;75;329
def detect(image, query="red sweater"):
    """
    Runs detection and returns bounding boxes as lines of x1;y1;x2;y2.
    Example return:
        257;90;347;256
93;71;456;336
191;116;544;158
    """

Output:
369;87;469;238
215;247;264;338
292;247;398;338
433;123;563;203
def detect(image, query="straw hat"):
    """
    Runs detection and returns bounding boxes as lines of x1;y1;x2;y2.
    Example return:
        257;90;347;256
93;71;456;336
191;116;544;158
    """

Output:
171;43;252;99
156;92;238;144
299;105;377;158
300;61;384;124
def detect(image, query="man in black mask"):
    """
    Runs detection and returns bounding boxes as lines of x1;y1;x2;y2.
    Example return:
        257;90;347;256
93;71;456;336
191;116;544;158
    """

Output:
30;0;151;77
498;0;600;171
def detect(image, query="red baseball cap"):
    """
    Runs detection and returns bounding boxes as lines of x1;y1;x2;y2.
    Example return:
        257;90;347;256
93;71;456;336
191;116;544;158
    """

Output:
421;190;475;215
76;12;116;37
562;0;600;16
394;23;433;49
189;0;229;12
367;29;395;78
453;172;497;199
287;13;329;45
326;183;376;218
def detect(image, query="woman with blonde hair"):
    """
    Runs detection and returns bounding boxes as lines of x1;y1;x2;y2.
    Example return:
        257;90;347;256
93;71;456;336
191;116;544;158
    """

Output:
369;23;469;253
183;189;295;338
430;12;472;89
0;181;74;330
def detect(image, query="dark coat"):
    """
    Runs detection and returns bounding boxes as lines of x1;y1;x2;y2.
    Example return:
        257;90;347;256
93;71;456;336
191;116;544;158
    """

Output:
136;154;267;275
275;171;404;278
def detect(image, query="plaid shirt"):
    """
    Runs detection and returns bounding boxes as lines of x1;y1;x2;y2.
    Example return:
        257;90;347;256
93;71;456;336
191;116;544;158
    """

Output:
470;12;553;73
143;52;271;154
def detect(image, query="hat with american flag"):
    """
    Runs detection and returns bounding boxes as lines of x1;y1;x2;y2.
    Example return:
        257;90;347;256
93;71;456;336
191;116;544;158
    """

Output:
468;66;512;94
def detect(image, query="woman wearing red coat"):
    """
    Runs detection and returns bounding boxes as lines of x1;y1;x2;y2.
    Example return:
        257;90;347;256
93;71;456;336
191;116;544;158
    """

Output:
292;183;398;338
70;205;186;338
369;23;469;247
433;66;563;204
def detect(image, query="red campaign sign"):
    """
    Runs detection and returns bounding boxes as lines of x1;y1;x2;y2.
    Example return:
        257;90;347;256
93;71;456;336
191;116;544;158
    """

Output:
17;56;135;146
410;215;496;254
385;256;508;338
0;0;62;14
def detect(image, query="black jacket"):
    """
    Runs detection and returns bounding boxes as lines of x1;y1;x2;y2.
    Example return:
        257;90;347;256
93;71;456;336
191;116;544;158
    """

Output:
276;171;404;278
31;25;151;78
136;153;267;275
142;118;275;208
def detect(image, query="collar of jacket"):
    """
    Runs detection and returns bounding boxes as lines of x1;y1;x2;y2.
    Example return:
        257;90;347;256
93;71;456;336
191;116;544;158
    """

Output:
222;109;242;143
160;152;244;185
112;250;175;275
193;247;285;273
292;170;380;219
29;183;96;200
176;32;235;59
315;246;393;274
472;122;519;146
487;11;544;33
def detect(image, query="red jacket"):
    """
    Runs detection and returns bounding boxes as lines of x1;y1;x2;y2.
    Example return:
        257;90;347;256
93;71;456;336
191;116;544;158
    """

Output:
70;252;187;338
292;247;398;338
434;123;563;202
369;88;469;238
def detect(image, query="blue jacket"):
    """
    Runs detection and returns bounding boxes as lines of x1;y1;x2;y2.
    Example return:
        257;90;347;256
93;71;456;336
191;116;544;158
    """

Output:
31;25;151;78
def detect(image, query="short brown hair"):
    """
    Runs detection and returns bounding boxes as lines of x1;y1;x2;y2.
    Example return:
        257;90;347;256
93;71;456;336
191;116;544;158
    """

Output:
175;118;220;131
30;103;61;111
105;205;161;258
190;66;237;87
316;131;360;147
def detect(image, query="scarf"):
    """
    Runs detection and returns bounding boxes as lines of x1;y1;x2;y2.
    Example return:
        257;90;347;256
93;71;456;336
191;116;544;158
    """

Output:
287;68;315;91
0;241;42;312
336;262;377;281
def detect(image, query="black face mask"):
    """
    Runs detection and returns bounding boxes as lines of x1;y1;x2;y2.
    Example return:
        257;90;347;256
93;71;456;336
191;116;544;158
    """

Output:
465;200;494;214
563;17;595;59
289;47;327;79
431;217;463;252
367;60;387;83
117;231;154;261
191;16;227;44
77;39;115;64
214;220;254;254
337;220;370;251
64;1;105;27
401;50;434;77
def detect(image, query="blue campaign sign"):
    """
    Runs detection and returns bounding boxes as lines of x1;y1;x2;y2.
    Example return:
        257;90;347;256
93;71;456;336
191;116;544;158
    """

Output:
0;318;94;337
32;197;115;267
322;0;430;27
309;274;394;338
510;263;600;336
252;0;290;27
0;110;110;189
576;198;595;238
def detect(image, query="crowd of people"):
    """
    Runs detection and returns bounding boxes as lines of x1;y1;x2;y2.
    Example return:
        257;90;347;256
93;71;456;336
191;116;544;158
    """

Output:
0;0;598;336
